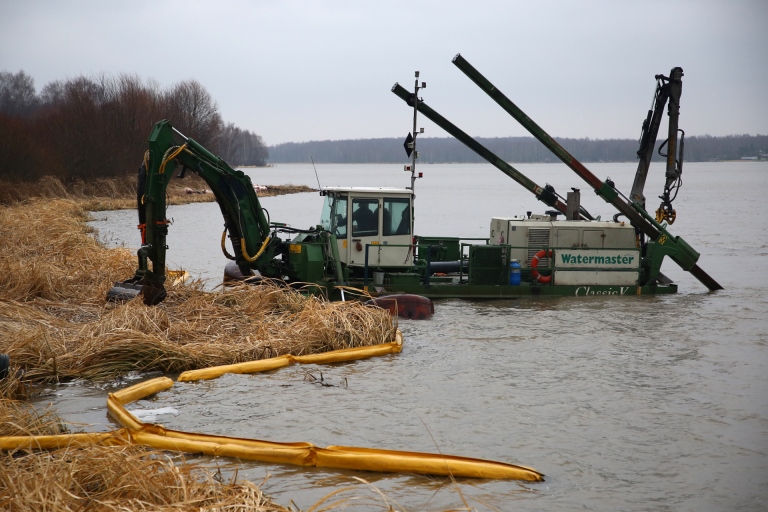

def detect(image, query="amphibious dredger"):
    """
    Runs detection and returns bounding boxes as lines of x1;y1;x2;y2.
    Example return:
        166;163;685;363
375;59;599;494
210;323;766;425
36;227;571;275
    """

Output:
109;55;721;308
382;55;721;297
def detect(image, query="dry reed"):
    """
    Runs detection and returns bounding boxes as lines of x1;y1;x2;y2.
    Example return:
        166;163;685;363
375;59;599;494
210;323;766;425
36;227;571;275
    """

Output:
0;394;406;512
0;399;68;437
0;446;290;512
0;188;402;511
0;401;289;511
1;198;396;384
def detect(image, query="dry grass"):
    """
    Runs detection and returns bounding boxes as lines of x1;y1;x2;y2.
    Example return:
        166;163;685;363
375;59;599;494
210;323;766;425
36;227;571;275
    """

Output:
0;188;402;511
0;400;289;512
0;399;68;437
0;445;290;512
0;198;136;304
0;395;399;512
0;197;396;385
0;175;480;510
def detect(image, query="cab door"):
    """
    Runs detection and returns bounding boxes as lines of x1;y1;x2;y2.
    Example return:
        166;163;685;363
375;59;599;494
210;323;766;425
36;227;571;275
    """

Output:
349;196;381;266
381;196;413;266
328;194;350;265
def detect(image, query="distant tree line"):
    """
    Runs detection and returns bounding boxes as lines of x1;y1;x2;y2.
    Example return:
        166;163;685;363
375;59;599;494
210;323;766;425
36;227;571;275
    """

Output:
0;70;268;183
269;134;768;164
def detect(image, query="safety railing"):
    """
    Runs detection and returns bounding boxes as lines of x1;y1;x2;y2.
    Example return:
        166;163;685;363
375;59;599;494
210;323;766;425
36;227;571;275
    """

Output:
363;238;488;288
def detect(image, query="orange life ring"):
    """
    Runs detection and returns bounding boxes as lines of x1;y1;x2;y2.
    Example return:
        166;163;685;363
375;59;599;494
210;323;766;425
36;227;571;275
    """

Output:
530;249;553;284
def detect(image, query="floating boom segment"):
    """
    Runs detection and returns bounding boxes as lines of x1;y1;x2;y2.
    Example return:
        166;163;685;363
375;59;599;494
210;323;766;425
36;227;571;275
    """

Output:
390;83;580;218
450;54;722;291
102;356;544;481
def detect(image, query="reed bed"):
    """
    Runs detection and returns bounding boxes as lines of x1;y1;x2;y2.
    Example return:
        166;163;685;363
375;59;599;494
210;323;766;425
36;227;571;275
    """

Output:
0;177;452;511
0;198;396;384
0;370;25;401
0;198;136;304
0;397;406;511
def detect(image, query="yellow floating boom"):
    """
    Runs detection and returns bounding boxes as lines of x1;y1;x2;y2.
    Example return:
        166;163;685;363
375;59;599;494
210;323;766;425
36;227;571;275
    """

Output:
177;332;404;382
105;381;542;481
2;334;544;482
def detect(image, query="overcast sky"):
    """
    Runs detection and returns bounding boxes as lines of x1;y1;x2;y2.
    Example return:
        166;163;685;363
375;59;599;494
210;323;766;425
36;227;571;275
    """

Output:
2;0;766;145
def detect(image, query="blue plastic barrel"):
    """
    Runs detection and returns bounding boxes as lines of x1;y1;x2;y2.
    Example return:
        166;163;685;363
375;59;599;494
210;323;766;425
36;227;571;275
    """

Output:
509;260;521;285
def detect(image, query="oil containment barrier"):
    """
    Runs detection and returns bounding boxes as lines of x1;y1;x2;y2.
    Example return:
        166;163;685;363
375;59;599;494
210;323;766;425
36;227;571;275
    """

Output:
1;332;544;482
106;378;544;481
177;331;404;382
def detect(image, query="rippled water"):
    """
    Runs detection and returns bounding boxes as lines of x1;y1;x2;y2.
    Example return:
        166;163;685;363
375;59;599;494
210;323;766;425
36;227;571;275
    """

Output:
41;162;768;510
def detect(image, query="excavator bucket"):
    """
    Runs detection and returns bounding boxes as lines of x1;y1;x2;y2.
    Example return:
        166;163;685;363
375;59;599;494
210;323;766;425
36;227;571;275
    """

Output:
106;278;167;305
140;280;167;305
106;281;143;302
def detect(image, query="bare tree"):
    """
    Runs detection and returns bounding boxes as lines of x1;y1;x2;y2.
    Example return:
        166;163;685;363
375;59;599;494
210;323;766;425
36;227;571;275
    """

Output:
0;70;39;117
0;71;270;183
40;80;65;108
220;123;269;166
161;80;223;150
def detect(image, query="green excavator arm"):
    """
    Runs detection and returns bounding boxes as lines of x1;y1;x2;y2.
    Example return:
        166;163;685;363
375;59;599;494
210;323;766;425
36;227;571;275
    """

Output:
108;120;280;305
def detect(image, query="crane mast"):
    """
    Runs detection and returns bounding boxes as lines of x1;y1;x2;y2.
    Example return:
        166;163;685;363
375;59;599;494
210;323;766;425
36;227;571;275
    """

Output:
630;67;684;224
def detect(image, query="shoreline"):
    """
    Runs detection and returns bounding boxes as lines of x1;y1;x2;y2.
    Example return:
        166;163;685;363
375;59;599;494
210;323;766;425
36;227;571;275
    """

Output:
0;174;315;210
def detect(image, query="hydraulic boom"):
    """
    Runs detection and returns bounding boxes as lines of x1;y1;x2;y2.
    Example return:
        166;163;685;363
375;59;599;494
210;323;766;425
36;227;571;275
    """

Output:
390;83;593;220
449;54;721;291
109;121;293;305
631;67;685;224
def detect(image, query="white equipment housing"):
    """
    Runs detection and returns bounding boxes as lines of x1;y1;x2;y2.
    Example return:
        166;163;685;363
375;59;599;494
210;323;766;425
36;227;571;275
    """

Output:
489;215;641;286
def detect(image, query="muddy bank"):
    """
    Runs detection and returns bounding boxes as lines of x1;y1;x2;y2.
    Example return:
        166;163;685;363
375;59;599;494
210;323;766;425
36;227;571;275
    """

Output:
0;174;314;209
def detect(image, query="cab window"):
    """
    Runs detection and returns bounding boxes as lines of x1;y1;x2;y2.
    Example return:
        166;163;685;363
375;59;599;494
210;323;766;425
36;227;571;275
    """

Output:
352;198;379;237
320;195;348;237
332;196;348;237
383;198;410;236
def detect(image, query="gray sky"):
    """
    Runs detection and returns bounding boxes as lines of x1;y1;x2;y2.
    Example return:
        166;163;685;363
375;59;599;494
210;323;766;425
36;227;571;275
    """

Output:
2;0;766;145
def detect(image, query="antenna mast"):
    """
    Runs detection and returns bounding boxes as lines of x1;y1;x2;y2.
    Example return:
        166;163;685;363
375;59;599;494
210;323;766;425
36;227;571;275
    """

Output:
405;71;425;193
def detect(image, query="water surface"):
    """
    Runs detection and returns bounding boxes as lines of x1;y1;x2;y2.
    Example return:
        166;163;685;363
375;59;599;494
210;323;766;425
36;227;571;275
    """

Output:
63;161;768;510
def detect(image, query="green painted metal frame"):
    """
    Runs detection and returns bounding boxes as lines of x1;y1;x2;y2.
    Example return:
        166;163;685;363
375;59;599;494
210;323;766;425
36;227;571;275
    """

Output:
427;55;721;291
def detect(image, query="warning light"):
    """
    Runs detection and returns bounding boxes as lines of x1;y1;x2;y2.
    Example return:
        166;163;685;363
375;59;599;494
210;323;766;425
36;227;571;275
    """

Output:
418;172;423;178
404;165;412;172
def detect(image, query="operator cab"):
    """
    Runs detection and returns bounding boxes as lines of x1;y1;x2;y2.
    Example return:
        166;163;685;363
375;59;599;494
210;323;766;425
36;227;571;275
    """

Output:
319;187;414;270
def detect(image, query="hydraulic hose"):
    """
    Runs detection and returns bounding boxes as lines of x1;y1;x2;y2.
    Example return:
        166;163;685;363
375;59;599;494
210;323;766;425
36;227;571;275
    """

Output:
241;236;271;263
